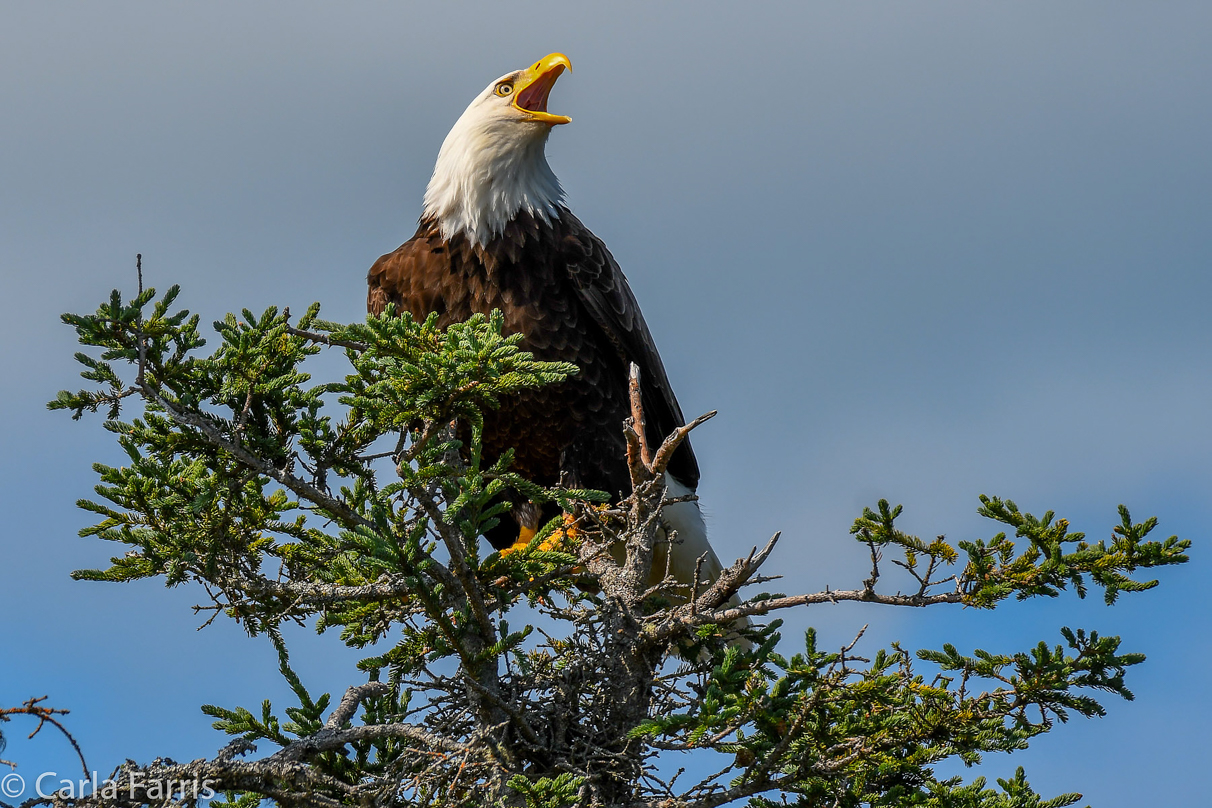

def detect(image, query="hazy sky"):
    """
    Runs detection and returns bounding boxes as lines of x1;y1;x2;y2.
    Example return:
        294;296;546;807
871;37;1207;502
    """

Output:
2;3;1209;804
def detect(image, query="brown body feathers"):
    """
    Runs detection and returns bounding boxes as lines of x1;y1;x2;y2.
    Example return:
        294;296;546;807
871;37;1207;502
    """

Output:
367;209;698;547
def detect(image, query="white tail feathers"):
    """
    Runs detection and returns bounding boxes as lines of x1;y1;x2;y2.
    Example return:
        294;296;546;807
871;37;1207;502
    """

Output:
656;474;752;648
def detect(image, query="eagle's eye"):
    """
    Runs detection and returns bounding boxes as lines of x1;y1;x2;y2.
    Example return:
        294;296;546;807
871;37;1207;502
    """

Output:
495;82;514;97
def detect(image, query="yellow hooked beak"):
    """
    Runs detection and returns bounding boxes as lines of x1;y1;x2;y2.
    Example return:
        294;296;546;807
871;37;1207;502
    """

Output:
512;52;572;125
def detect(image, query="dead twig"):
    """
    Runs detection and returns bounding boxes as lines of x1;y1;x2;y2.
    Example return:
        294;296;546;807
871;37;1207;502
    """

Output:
1;697;88;779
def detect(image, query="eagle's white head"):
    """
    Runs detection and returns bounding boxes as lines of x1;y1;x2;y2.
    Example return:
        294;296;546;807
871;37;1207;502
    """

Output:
422;53;572;247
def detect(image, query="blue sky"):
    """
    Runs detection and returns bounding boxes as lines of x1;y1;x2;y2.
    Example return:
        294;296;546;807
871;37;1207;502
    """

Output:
1;2;1209;804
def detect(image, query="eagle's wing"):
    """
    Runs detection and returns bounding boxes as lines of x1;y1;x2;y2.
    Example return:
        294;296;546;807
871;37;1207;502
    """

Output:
558;210;701;490
368;227;439;318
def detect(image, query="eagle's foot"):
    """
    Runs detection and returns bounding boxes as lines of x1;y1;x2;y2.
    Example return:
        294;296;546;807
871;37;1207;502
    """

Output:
501;514;579;556
501;524;540;556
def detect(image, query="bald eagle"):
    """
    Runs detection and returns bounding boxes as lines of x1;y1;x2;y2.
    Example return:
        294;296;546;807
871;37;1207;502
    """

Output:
368;53;726;595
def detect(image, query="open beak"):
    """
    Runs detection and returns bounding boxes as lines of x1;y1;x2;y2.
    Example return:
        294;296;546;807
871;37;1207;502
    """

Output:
513;52;572;125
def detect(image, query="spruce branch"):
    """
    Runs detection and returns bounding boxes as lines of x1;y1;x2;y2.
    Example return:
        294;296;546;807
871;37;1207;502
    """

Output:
43;283;1189;808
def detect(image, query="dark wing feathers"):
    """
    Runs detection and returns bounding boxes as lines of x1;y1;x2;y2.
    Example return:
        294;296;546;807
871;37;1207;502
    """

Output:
558;212;700;489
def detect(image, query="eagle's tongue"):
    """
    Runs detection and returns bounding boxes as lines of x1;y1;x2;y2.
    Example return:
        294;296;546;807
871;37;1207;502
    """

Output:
516;68;562;113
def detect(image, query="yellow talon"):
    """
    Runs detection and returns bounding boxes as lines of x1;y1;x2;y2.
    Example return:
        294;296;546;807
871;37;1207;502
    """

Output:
534;514;578;552
501;525;538;556
500;515;580;557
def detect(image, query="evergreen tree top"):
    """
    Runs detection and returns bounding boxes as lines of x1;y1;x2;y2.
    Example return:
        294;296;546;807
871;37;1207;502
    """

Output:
26;283;1190;808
